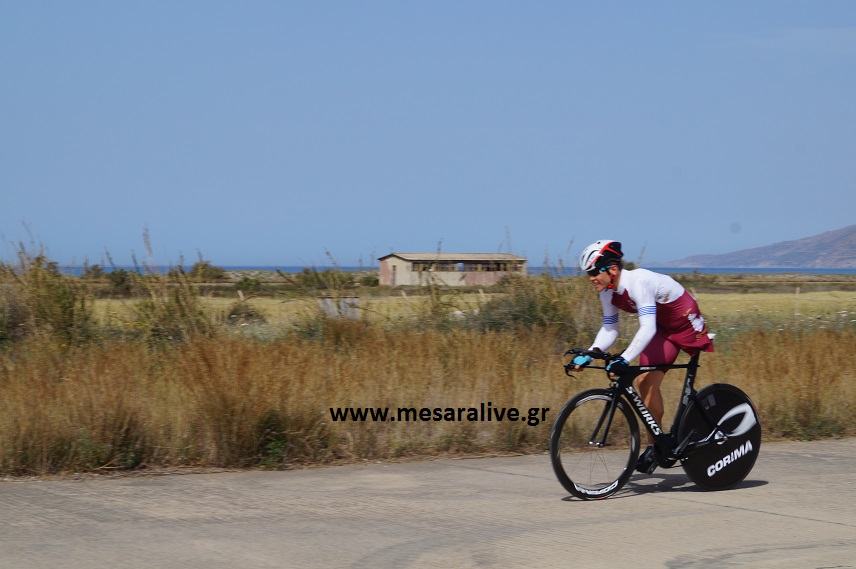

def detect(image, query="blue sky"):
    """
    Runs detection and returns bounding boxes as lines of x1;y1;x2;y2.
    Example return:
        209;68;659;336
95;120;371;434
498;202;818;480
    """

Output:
2;2;855;267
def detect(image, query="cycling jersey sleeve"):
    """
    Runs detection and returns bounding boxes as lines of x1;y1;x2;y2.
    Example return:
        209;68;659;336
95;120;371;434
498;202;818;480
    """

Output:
620;283;658;362
590;291;619;351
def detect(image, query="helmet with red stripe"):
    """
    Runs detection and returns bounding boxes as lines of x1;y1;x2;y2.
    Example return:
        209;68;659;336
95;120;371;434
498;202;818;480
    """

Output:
579;240;623;274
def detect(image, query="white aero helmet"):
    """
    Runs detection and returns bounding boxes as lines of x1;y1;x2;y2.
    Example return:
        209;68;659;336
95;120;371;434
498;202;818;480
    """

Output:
579;240;623;273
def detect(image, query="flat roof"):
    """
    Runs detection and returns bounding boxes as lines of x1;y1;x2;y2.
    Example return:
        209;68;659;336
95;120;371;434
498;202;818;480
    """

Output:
378;252;527;262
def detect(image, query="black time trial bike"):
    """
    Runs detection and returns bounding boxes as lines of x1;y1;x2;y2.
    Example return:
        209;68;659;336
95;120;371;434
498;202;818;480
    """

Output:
549;348;761;500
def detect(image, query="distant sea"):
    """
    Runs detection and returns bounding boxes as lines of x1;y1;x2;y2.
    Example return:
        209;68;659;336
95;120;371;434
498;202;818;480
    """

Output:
57;265;856;276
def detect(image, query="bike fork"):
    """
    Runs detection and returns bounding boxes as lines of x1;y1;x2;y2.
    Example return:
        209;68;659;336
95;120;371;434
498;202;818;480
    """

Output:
589;393;619;447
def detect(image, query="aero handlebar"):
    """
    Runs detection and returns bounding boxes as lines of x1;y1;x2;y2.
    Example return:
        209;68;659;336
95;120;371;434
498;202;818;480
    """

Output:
562;348;616;375
564;348;615;361
562;347;697;377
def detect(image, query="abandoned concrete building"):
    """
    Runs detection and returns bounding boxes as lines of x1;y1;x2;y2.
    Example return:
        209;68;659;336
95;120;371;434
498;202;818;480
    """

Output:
377;253;528;287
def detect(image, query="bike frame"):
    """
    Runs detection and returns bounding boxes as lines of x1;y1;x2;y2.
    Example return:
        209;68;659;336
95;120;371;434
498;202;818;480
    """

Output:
584;352;719;467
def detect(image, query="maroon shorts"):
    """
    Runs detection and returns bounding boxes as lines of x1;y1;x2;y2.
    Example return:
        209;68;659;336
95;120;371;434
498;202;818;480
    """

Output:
638;291;714;366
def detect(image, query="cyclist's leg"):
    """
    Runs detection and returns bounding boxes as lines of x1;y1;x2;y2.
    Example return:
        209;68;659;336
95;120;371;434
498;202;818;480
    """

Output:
633;336;679;474
633;370;665;474
634;370;665;443
636;332;680;443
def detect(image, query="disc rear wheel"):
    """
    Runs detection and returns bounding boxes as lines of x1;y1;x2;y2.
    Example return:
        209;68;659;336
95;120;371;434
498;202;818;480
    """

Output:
677;384;761;490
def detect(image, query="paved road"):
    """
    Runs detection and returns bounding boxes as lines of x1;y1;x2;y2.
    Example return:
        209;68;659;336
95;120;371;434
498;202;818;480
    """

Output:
1;438;854;568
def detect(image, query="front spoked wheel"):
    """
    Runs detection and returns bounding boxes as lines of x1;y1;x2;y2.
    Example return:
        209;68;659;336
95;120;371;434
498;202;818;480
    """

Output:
550;389;640;500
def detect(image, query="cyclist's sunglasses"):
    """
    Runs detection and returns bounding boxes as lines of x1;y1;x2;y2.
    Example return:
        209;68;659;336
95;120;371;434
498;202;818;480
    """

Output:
586;267;604;277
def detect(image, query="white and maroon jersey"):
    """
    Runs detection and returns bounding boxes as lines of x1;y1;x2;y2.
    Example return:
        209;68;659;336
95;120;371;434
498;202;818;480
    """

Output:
590;268;703;362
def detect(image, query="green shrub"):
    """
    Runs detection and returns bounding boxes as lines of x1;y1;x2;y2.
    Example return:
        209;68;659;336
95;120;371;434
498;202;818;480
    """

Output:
0;253;95;344
105;269;134;297
132;268;212;344
236;276;263;294
359;273;379;287
477;275;569;331
169;260;227;282
81;263;106;280
191;260;227;282
255;410;288;468
295;268;355;291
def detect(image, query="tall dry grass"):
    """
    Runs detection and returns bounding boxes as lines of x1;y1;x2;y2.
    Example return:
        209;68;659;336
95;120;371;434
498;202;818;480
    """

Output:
1;251;855;474
1;324;853;475
703;328;856;439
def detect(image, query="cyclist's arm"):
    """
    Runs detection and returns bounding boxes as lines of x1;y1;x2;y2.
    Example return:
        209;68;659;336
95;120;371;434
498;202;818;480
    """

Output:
590;291;619;351
620;286;657;362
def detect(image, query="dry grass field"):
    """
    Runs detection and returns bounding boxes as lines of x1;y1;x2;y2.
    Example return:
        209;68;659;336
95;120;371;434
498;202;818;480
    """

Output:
91;292;500;327
2;259;855;475
90;289;856;328
1;325;852;475
698;290;856;321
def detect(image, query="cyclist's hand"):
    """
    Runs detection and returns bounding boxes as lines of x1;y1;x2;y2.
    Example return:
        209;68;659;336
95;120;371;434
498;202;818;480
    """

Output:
606;356;629;377
572;354;592;370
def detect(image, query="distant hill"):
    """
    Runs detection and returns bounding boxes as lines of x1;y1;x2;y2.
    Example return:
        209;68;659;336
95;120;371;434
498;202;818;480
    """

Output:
662;225;856;268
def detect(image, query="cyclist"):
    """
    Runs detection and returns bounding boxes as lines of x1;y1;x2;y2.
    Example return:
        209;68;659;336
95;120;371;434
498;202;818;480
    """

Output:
571;240;714;474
